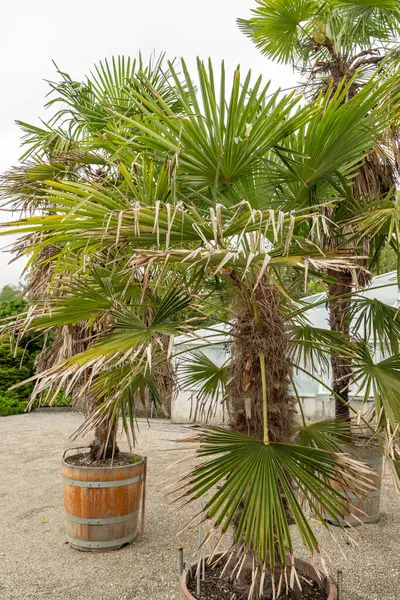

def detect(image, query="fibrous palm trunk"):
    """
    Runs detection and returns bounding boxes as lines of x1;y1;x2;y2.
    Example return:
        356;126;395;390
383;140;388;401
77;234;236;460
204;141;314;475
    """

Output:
328;269;353;420
229;284;296;443
90;420;119;461
227;283;296;597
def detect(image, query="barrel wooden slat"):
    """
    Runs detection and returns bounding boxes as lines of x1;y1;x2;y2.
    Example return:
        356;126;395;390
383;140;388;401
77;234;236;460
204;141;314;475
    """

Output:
62;451;145;552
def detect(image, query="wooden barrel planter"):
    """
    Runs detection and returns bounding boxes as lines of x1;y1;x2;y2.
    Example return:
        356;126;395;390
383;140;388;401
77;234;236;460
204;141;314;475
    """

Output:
62;447;146;552
180;554;337;599
329;441;383;526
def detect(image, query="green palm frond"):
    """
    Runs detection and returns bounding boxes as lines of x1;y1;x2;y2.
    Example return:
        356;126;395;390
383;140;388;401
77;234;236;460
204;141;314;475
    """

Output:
348;192;400;246
108;59;316;190
268;73;400;209
46;54;185;138
174;427;372;569
238;0;320;64
291;324;349;373
29;288;113;330
178;350;229;403
337;0;400;49
239;0;400;66
295;418;350;451
15;121;79;161
73;360;167;449
350;295;400;354
351;340;400;429
9;54;187;165
62;286;191;366
116;155;171;206
2;268;143;335
11;285;191;407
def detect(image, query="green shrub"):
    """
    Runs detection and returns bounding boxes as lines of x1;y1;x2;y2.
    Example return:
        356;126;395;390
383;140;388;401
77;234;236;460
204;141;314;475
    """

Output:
0;392;27;416
0;391;72;416
0;296;45;416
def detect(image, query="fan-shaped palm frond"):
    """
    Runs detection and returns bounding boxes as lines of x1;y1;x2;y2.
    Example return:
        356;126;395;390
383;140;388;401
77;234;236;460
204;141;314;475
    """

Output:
177;350;230;422
75;360;167;451
349;294;400;354
348;192;400;248
295;418;351;451
108;59;316;191
45;53;187;140
238;0;321;64
239;0;400;67
30;285;190;374
16;121;80;161
174;427;372;570
337;0;400;50
264;73;400;209
290;324;350;373
178;350;229;403
351;340;400;430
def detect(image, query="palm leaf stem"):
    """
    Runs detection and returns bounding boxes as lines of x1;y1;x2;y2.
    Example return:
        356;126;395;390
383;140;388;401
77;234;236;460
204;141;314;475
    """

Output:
260;352;269;444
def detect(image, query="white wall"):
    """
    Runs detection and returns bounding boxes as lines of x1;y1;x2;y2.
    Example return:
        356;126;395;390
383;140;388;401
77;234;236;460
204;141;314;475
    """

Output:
171;392;375;425
172;340;228;425
171;389;227;424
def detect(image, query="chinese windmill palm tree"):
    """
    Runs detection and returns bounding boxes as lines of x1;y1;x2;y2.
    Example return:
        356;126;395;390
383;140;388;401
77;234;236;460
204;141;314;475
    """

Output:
0;54;185;439
2;59;399;595
239;0;400;420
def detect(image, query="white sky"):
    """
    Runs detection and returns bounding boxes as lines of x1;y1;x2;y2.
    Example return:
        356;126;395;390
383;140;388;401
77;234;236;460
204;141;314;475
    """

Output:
0;0;296;287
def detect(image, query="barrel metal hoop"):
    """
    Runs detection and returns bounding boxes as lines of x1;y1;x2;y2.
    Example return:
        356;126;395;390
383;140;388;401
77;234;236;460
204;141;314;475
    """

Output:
65;509;139;525
66;532;137;549
62;473;143;488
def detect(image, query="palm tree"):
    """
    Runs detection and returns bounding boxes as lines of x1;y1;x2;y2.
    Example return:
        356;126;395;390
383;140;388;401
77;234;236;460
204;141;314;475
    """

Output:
2;59;400;595
238;0;400;93
238;0;400;419
0;54;185;443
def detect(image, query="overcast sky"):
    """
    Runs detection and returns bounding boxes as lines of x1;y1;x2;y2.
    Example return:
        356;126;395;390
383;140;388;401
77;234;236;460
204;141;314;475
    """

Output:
0;0;297;288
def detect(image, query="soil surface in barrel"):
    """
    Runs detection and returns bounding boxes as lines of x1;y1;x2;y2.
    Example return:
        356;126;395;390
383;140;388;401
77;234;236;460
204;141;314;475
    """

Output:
65;452;140;468
187;564;327;600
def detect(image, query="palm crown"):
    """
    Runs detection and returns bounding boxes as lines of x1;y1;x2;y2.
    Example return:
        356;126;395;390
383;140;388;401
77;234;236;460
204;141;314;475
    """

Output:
238;0;400;76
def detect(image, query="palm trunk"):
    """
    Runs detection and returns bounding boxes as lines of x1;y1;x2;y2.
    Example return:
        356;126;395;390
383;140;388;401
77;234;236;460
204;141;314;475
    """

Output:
158;333;174;416
328;269;353;420
90;420;119;461
227;283;295;592
229;283;295;443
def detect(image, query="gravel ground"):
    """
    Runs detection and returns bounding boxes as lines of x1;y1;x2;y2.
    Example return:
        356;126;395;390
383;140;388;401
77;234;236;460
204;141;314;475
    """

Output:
1;412;400;600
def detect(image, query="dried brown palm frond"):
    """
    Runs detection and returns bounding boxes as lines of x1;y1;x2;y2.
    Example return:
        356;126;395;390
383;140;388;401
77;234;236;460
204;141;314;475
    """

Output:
353;146;397;202
34;324;93;413
0;162;73;213
21;244;62;299
0;149;110;213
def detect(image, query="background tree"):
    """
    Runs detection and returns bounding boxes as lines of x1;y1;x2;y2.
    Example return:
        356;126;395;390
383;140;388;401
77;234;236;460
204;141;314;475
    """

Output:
0;55;186;433
239;0;400;419
0;284;22;302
